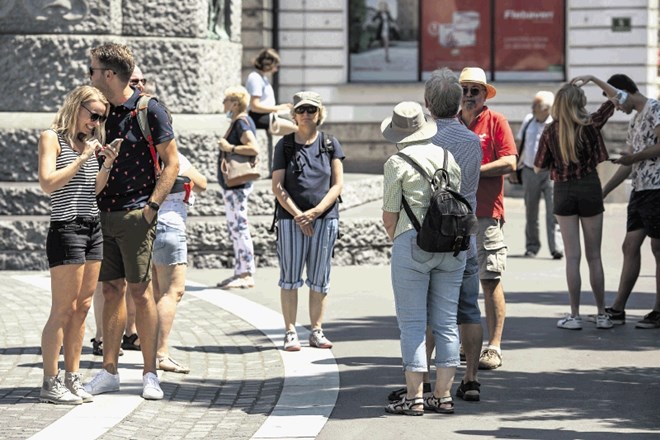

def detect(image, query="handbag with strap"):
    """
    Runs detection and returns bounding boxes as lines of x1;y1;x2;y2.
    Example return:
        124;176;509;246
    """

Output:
512;117;533;185
220;116;260;188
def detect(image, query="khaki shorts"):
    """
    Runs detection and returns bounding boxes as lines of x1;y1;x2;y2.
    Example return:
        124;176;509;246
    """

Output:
99;208;157;283
477;217;507;280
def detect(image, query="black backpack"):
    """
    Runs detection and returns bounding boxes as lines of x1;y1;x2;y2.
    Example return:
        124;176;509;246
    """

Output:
396;151;478;256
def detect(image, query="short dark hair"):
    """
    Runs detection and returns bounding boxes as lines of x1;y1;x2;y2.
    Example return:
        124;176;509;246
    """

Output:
253;48;280;72
605;74;638;95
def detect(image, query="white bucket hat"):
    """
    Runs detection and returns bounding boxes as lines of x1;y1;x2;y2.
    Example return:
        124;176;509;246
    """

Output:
459;67;497;99
381;101;437;144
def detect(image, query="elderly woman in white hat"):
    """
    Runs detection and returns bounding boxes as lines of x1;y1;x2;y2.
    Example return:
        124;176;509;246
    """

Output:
382;102;466;416
271;91;345;352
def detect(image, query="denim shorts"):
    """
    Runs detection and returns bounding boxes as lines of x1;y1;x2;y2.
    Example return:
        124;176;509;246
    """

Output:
152;223;188;265
46;217;103;268
553;172;604;217
457;255;481;324
627;189;660;239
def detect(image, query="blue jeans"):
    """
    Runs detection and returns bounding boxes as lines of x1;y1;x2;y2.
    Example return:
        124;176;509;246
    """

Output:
391;229;466;372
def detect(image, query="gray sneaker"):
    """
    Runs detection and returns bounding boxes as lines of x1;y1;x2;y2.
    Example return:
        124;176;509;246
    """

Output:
64;371;94;403
40;374;83;405
84;369;120;395
309;329;333;349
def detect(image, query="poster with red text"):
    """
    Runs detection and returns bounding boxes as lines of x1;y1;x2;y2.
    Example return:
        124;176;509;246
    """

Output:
420;0;492;79
494;0;565;80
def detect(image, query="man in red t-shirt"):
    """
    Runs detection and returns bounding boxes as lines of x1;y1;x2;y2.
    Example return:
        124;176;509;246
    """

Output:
458;68;517;370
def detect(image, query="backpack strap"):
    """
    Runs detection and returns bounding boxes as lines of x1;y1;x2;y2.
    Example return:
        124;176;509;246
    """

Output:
395;152;430;232
132;94;161;178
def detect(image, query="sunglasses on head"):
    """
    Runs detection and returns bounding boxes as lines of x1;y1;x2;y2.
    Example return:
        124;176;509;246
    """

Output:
80;104;107;123
130;78;147;86
294;105;318;114
462;86;484;97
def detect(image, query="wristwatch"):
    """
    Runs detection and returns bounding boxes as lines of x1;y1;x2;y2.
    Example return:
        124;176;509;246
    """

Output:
146;201;160;211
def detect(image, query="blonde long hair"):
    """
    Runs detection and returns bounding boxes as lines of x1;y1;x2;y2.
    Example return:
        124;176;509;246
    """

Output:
51;85;109;146
552;84;591;164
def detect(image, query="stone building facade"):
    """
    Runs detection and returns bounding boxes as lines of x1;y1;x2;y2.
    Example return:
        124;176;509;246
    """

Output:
0;0;658;269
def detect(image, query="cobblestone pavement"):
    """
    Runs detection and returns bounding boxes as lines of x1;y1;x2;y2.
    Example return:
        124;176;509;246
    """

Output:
0;275;283;440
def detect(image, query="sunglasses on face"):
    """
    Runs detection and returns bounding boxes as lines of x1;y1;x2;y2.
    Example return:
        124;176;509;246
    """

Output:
294;105;318;115
129;78;147;86
88;66;114;77
80;104;107;123
462;86;484;97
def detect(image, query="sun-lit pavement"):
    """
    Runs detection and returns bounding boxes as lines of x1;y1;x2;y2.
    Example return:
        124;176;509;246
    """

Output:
1;197;659;439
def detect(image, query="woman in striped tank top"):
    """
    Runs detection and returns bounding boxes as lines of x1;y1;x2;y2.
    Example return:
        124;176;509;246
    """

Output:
37;85;120;405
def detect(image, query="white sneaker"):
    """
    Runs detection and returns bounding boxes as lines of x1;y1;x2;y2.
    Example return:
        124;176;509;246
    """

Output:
84;369;120;395
283;331;301;352
596;314;614;329
557;315;582;330
65;371;94;402
142;372;164;400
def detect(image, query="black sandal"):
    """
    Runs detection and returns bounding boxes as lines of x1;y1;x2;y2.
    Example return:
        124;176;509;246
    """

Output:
384;396;424;416
388;383;432;402
424;395;455;414
121;333;141;351
387;387;406;402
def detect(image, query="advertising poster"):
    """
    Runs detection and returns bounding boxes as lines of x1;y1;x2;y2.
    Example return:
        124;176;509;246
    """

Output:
494;0;565;80
349;0;419;82
420;0;492;79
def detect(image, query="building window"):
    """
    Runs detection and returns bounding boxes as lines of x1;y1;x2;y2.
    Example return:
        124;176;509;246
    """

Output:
349;0;565;82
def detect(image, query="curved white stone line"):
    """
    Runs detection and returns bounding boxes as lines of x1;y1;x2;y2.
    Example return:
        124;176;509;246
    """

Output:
15;275;339;440
186;282;339;440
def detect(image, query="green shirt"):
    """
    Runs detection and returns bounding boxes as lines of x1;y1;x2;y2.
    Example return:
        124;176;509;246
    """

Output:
383;143;462;239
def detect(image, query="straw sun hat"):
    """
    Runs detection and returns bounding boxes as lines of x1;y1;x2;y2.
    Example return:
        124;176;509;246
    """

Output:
459;67;497;99
381;101;437;144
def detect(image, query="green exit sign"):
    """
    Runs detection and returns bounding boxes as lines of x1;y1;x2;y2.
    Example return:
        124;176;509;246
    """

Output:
612;17;631;32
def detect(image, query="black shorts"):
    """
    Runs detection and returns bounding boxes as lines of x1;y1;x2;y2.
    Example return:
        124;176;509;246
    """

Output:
627;189;660;239
46;217;103;268
248;111;270;130
553;172;604;217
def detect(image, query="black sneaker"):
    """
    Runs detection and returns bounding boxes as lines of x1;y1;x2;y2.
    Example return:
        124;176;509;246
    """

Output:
456;380;480;402
635;310;660;329
606;307;625;325
587;307;625;325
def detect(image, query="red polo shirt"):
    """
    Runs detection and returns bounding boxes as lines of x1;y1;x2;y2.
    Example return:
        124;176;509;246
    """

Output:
460;106;517;219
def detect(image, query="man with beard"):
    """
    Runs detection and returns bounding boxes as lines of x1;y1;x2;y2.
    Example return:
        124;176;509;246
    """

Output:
458;67;517;370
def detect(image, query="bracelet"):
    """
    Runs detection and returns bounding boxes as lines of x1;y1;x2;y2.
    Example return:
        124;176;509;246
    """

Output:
231;145;236;154
101;162;112;172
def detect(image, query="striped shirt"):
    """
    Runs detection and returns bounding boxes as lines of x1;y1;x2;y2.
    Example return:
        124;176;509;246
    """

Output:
383;142;462;239
50;131;99;221
431;117;482;258
535;101;614;182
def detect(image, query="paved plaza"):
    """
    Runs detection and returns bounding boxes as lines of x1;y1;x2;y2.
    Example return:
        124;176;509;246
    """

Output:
0;198;659;439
